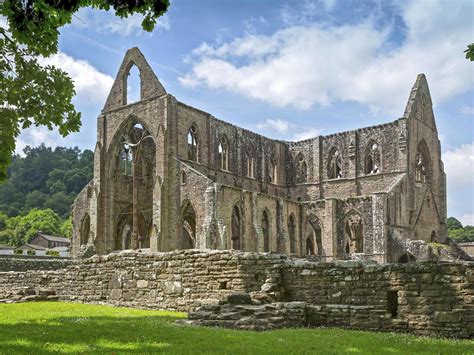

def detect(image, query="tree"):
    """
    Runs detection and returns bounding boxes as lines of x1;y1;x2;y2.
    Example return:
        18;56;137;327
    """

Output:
60;217;73;238
0;0;170;181
465;43;474;61
0;145;93;218
447;217;463;230
13;208;61;245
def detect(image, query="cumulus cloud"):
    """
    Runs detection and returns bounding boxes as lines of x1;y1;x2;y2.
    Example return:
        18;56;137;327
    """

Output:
293;128;323;141
180;0;472;116
15;127;62;156
40;52;114;106
442;143;474;186
460;214;474;226
257;119;291;133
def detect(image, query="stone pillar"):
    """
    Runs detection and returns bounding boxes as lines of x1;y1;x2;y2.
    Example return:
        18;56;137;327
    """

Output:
372;193;387;263
323;199;337;260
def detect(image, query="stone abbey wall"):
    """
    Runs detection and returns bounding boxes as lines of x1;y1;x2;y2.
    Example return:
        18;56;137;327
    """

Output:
71;48;450;266
0;251;472;338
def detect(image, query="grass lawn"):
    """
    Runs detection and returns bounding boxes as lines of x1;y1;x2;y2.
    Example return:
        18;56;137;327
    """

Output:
0;302;472;354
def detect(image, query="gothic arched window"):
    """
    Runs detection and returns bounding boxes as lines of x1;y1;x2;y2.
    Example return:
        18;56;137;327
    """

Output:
328;149;342;179
187;124;199;162
119;140;133;176
344;212;363;254
246;145;255;178
365;142;381;175
218;135;229;171
288;214;296;254
231;205;242;250
415;141;430;183
295;153;307;184
267;159;277;184
262;210;270;252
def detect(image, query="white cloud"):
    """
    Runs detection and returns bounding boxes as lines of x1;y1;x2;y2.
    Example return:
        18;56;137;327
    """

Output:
460;214;474;226
180;0;473;116
15;127;61;156
442;143;474;186
293;128;323;141
40;52;114;106
257;119;291;133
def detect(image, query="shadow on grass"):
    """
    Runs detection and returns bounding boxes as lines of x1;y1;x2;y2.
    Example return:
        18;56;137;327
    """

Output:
0;306;472;354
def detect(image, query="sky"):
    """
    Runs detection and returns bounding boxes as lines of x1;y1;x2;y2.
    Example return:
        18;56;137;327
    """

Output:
10;0;474;224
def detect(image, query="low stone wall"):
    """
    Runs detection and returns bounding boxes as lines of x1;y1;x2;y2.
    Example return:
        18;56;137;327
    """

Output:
0;250;281;311
280;259;473;338
0;250;472;338
0;255;73;272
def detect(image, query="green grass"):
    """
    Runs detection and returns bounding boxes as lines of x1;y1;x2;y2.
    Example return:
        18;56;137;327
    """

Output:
0;302;472;354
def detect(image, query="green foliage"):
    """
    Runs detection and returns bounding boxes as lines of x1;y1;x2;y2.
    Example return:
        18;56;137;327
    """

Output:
0;212;7;230
448;225;474;243
27;249;36;256
0;0;169;181
15;208;61;245
465;43;474;61
0;208;61;246
14;248;22;255
46;250;60;257
447;217;463;230
0;145;93;218
0;302;472;354
60;217;73;238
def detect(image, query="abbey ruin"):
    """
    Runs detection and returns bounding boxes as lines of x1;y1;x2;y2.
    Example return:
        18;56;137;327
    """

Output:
72;48;449;263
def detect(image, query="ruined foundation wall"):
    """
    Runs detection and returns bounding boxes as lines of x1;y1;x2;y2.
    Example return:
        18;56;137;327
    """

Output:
0;251;471;338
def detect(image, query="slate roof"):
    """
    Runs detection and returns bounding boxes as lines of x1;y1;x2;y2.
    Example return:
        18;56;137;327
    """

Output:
37;233;71;244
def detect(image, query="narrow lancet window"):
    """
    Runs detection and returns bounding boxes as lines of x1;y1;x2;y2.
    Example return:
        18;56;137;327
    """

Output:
187;124;199;162
328;149;342;179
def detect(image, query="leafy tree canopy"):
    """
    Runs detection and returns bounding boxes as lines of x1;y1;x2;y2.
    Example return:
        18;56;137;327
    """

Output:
447;216;474;243
465;43;474;61
0;144;93;218
447;217;463;230
0;208;62;246
0;0;169;181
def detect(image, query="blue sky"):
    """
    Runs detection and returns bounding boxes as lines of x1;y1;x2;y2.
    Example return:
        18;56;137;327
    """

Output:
8;0;474;224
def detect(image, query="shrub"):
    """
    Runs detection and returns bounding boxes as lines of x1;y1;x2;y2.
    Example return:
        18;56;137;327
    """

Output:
14;248;23;255
27;249;36;256
46;250;60;257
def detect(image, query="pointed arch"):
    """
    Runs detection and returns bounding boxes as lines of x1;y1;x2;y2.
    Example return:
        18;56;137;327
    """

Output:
328;147;343;179
187;123;199;162
415;140;431;183
231;205;242;250
305;215;323;256
180;200;197;249
245;143;255;178
295;153;308;184
104;47;166;111
344;211;364;254
218;134;229;171
262;209;271;252
288;213;297;254
124;63;141;105
80;214;90;245
115;210;133;250
365;140;381;175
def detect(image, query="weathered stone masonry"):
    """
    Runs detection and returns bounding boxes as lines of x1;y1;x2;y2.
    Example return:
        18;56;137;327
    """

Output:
1;251;472;338
71;47;459;264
